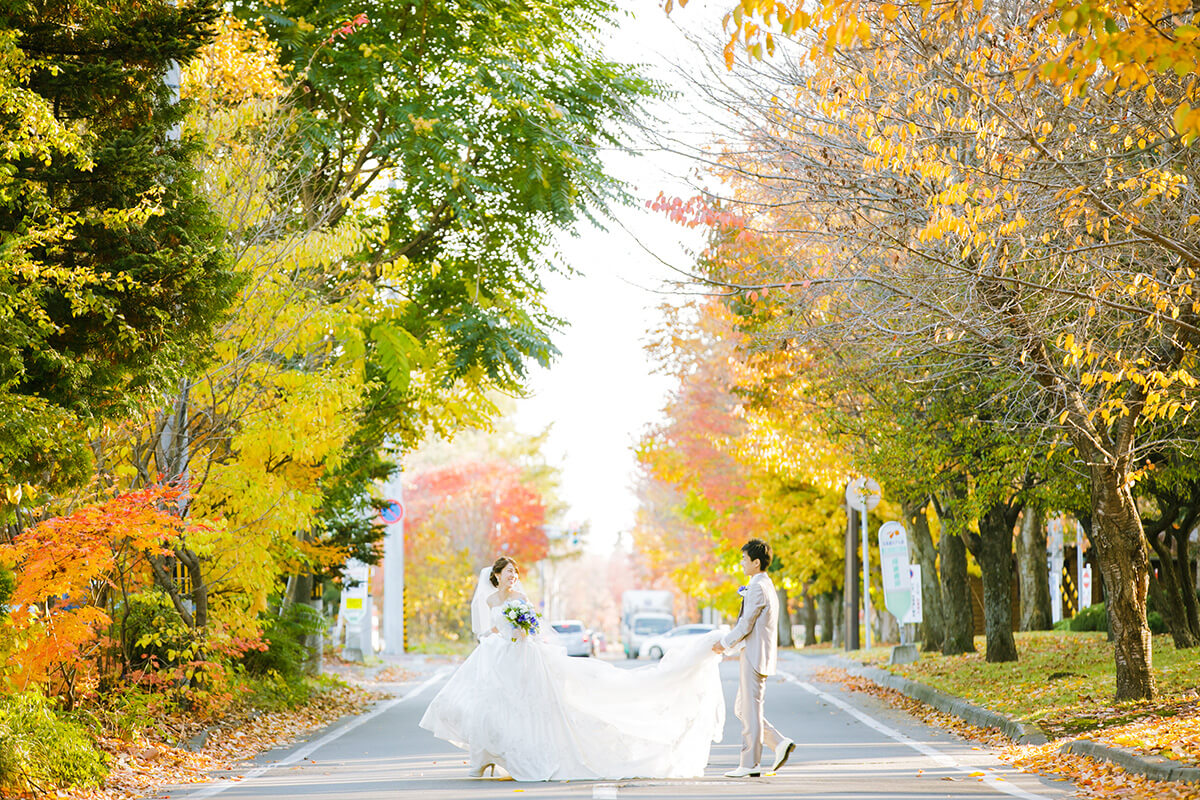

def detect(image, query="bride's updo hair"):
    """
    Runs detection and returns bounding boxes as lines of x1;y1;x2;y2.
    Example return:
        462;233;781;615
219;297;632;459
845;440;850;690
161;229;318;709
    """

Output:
489;556;518;587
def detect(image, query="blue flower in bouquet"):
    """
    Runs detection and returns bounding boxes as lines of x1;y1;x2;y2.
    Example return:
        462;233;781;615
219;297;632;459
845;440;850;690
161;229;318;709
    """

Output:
501;598;540;640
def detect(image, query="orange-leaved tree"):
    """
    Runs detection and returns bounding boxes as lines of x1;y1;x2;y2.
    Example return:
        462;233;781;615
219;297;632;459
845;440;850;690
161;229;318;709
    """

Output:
402;458;551;645
0;485;209;706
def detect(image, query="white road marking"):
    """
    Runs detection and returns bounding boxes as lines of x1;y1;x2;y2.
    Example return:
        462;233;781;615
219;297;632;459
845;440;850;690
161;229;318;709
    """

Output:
184;666;454;800
592;785;619;799
780;672;1053;800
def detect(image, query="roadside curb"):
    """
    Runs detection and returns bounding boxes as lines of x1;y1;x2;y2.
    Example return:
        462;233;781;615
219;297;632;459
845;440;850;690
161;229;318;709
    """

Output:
1061;739;1200;784
821;654;1200;784
825;655;1047;745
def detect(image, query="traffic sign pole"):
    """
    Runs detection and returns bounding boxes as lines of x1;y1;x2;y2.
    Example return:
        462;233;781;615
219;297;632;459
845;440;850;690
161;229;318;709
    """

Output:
846;477;881;652
380;485;406;655
862;503;871;651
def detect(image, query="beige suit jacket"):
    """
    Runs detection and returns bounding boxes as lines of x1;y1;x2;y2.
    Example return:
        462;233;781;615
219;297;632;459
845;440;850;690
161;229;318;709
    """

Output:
720;572;778;676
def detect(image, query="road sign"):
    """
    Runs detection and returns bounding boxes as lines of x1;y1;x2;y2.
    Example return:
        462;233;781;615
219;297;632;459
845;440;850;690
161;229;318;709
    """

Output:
902;564;924;623
379;499;405;525
1048;517;1065;623
1080;565;1093;609
343;596;366;623
845;477;881;512
878;521;912;622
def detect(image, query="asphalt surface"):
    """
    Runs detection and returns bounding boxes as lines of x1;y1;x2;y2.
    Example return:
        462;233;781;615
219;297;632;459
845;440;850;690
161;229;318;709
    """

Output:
150;652;1079;800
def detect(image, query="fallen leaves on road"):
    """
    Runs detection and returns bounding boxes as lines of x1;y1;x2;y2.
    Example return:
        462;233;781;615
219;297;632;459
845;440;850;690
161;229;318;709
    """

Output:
373;665;423;683
814;667;1200;800
57;683;383;800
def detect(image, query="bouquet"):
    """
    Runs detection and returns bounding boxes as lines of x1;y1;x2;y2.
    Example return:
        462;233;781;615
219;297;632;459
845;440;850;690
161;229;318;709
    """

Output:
501;598;540;641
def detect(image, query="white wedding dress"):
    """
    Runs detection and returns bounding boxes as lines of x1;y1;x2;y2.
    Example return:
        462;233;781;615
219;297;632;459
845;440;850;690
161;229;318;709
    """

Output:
419;603;725;781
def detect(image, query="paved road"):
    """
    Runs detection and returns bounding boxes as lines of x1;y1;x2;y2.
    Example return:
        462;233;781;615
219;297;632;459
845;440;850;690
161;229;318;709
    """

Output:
152;652;1077;800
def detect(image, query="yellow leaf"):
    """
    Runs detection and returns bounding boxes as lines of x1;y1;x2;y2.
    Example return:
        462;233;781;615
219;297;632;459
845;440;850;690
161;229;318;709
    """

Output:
1175;103;1193;133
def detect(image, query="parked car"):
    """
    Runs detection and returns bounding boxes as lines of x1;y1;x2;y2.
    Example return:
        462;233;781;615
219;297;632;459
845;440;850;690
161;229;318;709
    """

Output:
550;619;592;657
623;612;675;659
639;624;719;660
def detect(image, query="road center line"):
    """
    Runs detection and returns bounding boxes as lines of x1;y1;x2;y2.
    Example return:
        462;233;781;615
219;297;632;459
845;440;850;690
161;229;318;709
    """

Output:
185;666;454;800
780;672;1053;800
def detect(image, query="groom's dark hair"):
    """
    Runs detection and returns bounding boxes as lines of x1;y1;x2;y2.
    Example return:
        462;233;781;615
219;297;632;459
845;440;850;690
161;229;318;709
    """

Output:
742;539;771;571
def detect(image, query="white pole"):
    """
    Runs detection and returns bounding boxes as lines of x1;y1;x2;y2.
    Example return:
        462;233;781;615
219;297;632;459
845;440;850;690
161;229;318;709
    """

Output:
861;504;872;650
381;470;405;655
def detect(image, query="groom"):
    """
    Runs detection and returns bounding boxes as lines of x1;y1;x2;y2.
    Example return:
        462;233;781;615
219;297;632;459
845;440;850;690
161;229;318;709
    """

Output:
712;539;795;778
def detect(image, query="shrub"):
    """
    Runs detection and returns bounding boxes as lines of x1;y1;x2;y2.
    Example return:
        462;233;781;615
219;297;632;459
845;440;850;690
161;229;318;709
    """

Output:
87;684;168;742
1067;603;1109;632
0;691;106;792
243;670;313;710
1059;602;1168;635
240;602;325;682
117;591;192;669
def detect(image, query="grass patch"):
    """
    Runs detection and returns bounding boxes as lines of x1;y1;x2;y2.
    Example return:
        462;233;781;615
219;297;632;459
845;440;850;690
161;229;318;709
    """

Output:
850;631;1200;741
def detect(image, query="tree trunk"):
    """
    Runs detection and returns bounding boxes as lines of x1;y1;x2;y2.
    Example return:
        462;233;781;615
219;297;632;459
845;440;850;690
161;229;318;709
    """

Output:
1091;465;1156;700
904;499;944;651
179;547;208;630
778;584;795;647
1175;527;1200;640
1017;507;1053;631
820;591;836;644
939;529;974;655
976;501;1020;662
831;589;844;647
1146;531;1198;648
800;589;816;646
933;494;976;656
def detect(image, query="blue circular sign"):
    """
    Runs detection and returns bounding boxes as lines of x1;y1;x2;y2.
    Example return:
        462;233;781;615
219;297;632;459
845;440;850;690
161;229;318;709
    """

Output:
379;499;405;525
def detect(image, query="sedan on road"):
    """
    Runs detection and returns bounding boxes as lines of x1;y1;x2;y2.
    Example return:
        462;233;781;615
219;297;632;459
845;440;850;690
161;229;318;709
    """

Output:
638;623;721;660
550;619;591;657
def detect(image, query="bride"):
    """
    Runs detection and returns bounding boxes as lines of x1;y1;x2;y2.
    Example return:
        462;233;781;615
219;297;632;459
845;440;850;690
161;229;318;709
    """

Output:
418;556;726;781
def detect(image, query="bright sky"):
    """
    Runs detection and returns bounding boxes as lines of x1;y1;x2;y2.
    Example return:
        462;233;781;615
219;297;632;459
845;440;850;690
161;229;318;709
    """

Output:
511;1;724;554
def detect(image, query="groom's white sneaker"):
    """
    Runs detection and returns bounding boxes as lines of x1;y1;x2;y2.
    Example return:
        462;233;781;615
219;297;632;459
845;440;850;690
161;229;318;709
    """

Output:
771;739;796;771
724;765;762;778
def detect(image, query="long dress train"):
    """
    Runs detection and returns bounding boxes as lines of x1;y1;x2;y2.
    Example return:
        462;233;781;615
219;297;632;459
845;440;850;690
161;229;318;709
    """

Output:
418;605;725;781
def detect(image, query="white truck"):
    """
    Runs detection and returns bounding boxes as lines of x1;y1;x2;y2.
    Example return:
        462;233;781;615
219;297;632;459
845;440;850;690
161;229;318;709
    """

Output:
620;590;675;659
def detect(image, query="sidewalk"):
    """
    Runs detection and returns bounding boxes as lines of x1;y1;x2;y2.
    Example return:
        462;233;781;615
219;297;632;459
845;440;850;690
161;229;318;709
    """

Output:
322;649;460;694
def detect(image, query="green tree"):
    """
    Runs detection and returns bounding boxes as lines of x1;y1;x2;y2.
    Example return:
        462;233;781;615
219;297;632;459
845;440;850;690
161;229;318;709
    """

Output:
221;0;657;592
0;0;234;501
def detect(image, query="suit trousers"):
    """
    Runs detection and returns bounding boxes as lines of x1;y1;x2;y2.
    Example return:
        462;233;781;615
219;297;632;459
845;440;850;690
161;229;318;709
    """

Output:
734;656;783;768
